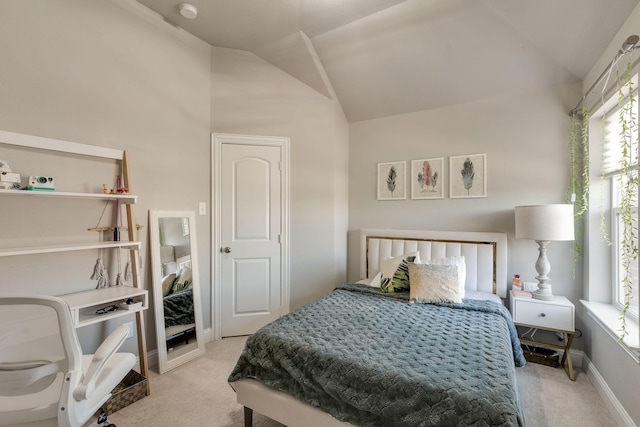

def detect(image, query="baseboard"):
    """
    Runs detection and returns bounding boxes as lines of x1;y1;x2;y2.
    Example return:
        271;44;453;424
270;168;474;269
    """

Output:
570;348;584;368
582;354;636;427
136;327;214;371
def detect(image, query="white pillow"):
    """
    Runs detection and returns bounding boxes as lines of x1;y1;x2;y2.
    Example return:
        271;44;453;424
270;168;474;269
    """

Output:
368;271;382;288
408;263;462;304
379;251;421;293
416;256;466;298
161;273;177;297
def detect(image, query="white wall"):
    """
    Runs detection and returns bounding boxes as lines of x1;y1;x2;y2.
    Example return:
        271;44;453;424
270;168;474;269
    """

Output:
0;0;350;357
0;0;212;355
347;84;584;338
210;47;349;309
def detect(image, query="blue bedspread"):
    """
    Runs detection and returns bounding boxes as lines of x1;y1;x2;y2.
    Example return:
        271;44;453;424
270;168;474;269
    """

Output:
229;284;526;426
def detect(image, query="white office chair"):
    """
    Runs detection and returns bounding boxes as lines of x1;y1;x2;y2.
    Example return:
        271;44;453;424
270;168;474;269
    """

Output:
0;295;136;427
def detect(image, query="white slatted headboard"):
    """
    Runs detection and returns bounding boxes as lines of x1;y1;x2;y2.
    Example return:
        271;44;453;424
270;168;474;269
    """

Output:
360;229;508;298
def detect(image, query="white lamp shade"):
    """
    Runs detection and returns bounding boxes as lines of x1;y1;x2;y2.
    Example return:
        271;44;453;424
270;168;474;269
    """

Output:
515;204;575;241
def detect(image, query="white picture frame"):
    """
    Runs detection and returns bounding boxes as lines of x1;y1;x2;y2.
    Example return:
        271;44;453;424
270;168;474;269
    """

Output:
377;161;406;200
449;153;487;198
411;158;444;199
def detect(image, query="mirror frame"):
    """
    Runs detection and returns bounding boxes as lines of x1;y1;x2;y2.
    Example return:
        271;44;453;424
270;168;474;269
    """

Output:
149;210;205;373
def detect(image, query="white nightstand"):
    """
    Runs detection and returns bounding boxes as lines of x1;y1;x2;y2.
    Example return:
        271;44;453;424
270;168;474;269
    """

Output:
510;290;576;380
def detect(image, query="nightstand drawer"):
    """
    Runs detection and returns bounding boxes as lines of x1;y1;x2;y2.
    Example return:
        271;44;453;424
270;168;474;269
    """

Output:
512;298;574;331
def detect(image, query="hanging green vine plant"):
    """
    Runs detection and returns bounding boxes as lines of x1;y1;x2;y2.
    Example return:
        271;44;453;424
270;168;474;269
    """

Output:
570;38;640;342
599;113;611;245
566;105;590;270
615;59;638;339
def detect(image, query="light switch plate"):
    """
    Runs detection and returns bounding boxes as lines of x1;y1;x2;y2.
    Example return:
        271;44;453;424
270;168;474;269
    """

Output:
124;321;134;339
198;202;206;215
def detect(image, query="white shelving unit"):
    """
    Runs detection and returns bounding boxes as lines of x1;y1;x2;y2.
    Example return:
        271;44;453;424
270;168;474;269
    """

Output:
60;286;148;328
0;188;137;203
0;241;141;257
0;129;150;394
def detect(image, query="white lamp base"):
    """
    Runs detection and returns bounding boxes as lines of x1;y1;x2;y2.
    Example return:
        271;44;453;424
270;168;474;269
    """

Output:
532;286;555;301
531;240;555;301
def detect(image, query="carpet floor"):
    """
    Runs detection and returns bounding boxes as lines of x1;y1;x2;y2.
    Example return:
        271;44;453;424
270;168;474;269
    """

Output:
108;336;617;427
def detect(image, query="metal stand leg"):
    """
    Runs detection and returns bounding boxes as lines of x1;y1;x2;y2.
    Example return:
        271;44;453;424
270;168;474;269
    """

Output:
560;333;575;381
244;406;253;427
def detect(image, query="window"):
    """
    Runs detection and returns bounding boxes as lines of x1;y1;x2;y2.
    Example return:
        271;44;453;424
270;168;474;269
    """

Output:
603;84;639;319
612;179;638;317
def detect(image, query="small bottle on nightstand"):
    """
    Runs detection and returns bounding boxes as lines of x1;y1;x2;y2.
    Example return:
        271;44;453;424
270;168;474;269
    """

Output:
511;275;531;298
512;274;522;290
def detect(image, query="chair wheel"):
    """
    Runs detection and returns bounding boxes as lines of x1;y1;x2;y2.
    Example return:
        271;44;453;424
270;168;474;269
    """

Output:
96;408;116;426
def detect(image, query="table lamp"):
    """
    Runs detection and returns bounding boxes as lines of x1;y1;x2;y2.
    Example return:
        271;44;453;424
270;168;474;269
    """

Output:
515;204;575;300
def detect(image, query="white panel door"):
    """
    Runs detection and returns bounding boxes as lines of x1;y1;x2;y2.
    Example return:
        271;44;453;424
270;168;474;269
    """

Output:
220;142;283;337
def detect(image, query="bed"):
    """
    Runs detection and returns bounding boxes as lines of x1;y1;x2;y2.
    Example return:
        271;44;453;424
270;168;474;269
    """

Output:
160;245;195;341
229;229;525;427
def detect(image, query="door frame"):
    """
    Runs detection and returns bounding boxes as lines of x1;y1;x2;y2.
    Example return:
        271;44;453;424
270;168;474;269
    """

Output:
211;133;290;340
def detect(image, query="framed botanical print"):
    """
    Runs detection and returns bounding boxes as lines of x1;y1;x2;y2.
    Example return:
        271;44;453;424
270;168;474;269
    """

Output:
411;158;444;199
377;161;406;200
449;153;487;198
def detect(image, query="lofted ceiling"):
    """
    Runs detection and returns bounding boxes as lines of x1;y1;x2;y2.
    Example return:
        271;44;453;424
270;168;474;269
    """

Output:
136;0;639;122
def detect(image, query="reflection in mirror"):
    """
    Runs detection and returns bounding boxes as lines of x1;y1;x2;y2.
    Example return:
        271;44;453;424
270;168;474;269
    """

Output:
149;210;204;374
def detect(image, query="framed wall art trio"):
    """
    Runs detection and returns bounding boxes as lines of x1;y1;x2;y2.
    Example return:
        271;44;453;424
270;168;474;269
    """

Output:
377;153;486;200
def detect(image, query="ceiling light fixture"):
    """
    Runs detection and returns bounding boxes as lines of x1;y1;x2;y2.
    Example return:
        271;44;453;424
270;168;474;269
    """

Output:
179;3;198;19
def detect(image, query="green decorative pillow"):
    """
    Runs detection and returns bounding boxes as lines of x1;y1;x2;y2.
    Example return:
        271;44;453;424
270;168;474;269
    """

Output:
380;252;419;293
170;267;193;294
408;263;462;304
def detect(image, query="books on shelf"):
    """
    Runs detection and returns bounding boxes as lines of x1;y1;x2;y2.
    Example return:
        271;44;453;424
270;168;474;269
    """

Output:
512;289;532;298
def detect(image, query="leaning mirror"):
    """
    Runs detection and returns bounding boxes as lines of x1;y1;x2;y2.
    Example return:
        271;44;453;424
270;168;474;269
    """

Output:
149;210;204;373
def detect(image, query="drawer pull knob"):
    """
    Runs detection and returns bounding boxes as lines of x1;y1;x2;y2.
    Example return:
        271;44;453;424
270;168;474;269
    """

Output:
540;313;546;317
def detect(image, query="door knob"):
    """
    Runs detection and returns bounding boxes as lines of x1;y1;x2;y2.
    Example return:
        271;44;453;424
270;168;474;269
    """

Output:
222;247;232;253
